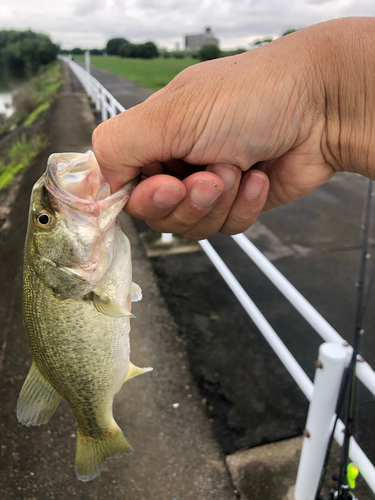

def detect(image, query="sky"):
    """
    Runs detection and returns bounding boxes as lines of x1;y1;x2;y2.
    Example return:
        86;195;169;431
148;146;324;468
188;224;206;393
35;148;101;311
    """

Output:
1;0;375;50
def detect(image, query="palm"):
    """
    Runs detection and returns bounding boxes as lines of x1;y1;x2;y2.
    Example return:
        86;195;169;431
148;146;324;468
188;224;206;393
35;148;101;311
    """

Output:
260;145;336;211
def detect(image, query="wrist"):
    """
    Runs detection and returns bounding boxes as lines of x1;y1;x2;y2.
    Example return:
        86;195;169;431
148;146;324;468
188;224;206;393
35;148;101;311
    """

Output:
309;18;375;177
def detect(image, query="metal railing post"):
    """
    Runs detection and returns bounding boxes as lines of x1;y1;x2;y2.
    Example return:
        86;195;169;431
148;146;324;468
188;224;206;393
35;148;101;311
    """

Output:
101;93;108;121
85;50;91;98
161;233;173;244
294;342;347;500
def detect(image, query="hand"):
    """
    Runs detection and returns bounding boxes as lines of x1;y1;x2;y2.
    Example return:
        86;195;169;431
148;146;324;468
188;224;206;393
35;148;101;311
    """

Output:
92;18;375;240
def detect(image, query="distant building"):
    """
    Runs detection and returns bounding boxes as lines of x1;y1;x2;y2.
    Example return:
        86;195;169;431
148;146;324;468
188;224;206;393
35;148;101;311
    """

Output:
185;27;219;51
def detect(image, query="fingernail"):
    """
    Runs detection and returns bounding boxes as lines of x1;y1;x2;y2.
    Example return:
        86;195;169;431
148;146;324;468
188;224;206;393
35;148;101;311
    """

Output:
190;180;222;208
243;173;265;199
208;164;239;191
152;184;185;208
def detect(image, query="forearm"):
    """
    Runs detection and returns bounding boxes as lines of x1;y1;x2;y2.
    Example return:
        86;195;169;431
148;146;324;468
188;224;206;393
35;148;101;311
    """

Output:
304;17;375;177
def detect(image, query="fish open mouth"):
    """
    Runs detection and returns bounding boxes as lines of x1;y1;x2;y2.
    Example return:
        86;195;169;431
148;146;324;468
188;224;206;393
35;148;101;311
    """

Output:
45;150;137;230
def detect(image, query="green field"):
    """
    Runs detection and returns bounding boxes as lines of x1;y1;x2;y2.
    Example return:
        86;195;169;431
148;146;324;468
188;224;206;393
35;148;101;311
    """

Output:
74;55;199;91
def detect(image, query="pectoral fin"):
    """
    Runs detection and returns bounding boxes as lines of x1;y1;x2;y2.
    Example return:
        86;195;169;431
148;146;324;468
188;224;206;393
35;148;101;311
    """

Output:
93;294;135;318
124;362;153;383
131;282;142;302
17;362;61;426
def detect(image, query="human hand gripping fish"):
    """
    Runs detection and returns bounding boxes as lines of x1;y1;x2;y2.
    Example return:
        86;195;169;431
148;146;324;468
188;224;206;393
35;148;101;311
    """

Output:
17;150;152;481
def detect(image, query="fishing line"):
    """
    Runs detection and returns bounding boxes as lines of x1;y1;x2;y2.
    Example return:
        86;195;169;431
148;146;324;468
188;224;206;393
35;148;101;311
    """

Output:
315;179;373;500
337;179;373;499
315;367;351;500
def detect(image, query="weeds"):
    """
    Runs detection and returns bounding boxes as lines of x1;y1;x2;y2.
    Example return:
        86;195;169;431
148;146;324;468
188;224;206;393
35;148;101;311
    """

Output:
0;62;61;188
24;101;50;125
0;134;48;189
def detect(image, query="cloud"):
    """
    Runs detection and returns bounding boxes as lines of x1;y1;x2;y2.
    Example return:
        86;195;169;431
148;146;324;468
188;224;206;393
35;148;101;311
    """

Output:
73;0;104;16
0;0;374;49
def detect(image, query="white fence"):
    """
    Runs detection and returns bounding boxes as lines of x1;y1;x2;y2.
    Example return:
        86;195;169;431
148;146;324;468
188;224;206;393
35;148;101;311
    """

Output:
61;55;125;120
62;53;375;498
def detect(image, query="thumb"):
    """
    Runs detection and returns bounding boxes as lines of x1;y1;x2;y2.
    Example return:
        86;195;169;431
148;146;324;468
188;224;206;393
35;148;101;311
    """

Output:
92;97;172;192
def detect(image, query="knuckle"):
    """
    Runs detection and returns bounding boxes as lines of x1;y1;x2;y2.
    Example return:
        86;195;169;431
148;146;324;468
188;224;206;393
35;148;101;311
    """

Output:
220;212;259;235
169;211;195;230
146;210;196;234
202;208;228;223
219;226;242;236
181;231;204;241
226;210;257;226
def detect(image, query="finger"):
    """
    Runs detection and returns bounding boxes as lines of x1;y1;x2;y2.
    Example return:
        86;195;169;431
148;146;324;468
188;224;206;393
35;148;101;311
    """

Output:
125;174;187;220
260;155;335;211
144;171;225;234
220;170;269;235
182;164;242;240
162;159;205;179
141;162;165;178
92;102;171;192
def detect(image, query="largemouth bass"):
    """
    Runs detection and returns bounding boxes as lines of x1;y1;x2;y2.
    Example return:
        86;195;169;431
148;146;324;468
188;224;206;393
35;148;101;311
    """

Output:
17;151;151;481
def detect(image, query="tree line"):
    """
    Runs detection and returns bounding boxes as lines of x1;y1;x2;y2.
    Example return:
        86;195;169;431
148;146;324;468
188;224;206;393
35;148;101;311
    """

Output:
63;29;298;63
61;38;159;60
0;30;59;87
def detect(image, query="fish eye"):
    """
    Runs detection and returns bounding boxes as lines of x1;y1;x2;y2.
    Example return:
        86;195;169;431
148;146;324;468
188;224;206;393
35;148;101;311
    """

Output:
35;211;54;228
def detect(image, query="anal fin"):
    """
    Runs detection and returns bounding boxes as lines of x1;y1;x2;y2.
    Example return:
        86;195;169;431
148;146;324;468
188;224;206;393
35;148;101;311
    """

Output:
17;362;61;426
124;362;153;383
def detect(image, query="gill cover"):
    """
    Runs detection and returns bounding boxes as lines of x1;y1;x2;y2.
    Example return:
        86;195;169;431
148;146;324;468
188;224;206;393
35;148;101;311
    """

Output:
28;151;137;298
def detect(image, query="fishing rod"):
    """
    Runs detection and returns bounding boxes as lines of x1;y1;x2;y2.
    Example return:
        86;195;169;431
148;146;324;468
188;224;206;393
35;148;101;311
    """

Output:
316;178;373;500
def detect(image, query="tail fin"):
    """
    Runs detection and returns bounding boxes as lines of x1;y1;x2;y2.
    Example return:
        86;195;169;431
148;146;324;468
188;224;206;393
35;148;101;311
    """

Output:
75;423;133;481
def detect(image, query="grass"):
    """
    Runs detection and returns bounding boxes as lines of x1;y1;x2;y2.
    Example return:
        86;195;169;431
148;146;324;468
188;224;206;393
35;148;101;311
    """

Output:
0;62;63;189
23;101;50;125
74;55;198;91
0;134;48;190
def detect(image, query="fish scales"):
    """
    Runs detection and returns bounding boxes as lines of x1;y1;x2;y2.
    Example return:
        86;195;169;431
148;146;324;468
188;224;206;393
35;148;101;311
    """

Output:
17;151;151;481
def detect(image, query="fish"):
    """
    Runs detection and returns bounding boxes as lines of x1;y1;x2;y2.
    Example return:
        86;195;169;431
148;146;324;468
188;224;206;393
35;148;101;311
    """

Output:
17;150;152;481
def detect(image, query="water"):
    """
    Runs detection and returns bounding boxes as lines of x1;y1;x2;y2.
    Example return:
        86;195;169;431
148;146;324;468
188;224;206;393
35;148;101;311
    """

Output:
0;92;14;118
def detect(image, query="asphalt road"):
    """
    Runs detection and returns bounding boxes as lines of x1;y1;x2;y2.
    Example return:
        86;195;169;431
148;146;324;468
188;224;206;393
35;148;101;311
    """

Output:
80;59;375;482
147;173;375;457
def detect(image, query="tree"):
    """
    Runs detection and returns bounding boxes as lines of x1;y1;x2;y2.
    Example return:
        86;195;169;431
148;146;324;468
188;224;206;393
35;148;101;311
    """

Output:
119;41;159;59
90;48;104;56
282;29;298;36
139;41;158;59
252;37;273;47
106;38;129;56
199;44;221;61
119;43;140;58
71;47;85;55
0;30;59;81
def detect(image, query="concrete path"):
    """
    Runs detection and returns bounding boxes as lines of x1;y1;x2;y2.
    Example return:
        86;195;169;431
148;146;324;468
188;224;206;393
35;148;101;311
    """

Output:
0;64;236;499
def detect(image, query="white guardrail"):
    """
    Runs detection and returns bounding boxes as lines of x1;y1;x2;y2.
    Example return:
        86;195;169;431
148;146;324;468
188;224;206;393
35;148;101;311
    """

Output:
62;53;375;498
61;54;125;119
